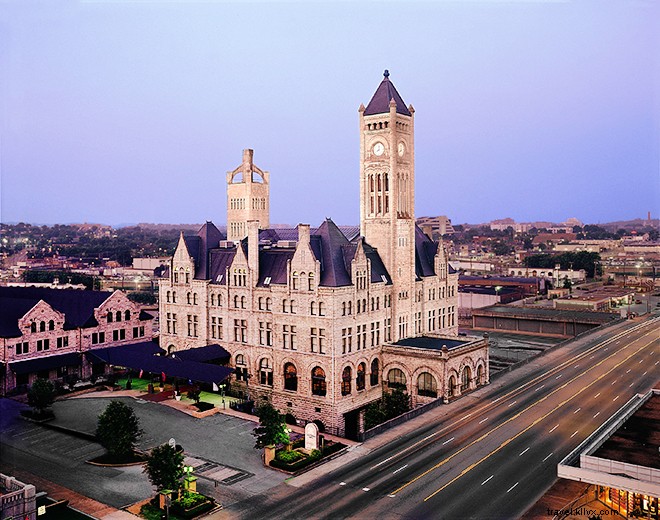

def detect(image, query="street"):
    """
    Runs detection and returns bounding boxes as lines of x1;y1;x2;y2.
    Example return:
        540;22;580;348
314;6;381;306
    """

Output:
219;316;659;519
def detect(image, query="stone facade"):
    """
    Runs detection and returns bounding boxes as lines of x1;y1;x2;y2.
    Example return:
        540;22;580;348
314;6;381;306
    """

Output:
158;72;488;437
0;287;154;394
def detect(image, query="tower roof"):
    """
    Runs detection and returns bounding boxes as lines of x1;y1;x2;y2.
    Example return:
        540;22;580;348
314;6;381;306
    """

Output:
364;70;412;117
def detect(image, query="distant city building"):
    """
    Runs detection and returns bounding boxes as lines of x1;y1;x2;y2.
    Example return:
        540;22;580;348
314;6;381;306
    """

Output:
558;388;660;519
159;72;488;438
416;215;455;236
0;287;154;395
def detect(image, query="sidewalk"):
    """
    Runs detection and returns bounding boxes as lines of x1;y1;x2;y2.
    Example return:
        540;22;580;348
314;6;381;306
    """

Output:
5;467;140;520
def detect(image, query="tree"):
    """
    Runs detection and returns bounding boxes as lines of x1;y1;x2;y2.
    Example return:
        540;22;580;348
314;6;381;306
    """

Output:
144;443;184;492
27;379;55;417
186;387;201;404
562;277;573;293
253;401;290;449
363;388;411;430
96;400;143;459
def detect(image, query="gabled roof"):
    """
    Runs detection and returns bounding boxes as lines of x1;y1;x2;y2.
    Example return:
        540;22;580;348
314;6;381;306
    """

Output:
314;219;354;287
195;221;224;279
362;240;392;284
364;70;412;117
208;247;237;285
0;287;113;338
415;225;438;279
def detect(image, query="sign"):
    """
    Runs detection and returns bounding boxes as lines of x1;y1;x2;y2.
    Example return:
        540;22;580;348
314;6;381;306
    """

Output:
168;437;176;448
38;505;46;515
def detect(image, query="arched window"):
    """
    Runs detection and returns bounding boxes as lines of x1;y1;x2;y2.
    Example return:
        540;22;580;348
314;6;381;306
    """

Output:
418;372;437;398
348;301;352;315
477;365;484;386
259;358;273;387
116;311;122;322
173;271;178;284
356;362;366;391
167;291;171;303
39;321;46;332
292;271;299;290
310;302;317;315
318;302;325;316
30;322;37;333
448;375;457;397
172;291;177;303
284;363;298;391
342;302;346;316
311;367;326;396
461;366;472;392
187;293;192;305
341;366;352;396
308;272;315;291
387;368;406;390
211;294;216;306
266;298;272;311
124;310;130;321
241;296;246;309
290;300;296;314
193;293;198;305
48;320;55;331
107;312;113;323
258;297;263;310
370;359;379;386
234;295;240;308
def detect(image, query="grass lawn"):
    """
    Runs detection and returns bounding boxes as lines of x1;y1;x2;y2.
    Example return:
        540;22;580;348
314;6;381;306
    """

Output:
114;377;240;406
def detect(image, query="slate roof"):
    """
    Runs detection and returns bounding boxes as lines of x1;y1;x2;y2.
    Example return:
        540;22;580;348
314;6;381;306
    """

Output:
415;225;438;279
9;352;83;374
364;70;412;117
0;287;114;338
208;247;237;285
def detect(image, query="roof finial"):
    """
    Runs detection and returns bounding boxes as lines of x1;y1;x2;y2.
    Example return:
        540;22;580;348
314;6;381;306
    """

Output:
383;69;390;78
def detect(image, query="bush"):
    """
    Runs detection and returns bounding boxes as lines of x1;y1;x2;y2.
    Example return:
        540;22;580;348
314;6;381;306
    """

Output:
192;402;214;412
27;379;55;417
144;443;184;492
309;449;321;461
285;413;297;425
276;450;303;463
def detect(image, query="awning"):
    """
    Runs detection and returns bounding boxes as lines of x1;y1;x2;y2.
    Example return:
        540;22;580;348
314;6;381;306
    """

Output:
87;345;234;385
172;344;230;363
10;352;83;375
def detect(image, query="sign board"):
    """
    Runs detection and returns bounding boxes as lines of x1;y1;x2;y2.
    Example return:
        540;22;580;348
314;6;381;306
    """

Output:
38;505;46;515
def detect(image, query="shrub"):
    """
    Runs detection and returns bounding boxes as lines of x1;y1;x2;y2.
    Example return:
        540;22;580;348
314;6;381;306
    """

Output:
27;379;55;417
193;401;214;412
276;450;303;463
309;449;321;461
144;443;184;492
285;413;297;425
96;400;143;459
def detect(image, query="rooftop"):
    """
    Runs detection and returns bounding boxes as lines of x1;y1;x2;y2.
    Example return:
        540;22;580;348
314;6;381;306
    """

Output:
393;336;468;351
473;304;619;323
592;392;660;469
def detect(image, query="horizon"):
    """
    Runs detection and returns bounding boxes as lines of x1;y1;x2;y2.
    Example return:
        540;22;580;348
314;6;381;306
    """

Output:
1;1;658;226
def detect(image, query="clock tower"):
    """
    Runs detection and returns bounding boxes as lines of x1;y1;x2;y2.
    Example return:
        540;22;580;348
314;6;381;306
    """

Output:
359;70;416;341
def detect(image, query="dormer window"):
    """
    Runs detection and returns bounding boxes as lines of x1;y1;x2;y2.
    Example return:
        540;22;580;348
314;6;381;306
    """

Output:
107;313;113;323
264;276;271;286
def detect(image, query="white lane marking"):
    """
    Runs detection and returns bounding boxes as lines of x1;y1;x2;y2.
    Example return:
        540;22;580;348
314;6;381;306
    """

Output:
611;379;618;385
574;364;579;368
508;400;517;408
573;408;581;414
555;374;563;380
340;482;346;486
656;361;659;366
543;453;553;462
593;412;600;418
616;341;620;345
373;455;397;468
442;437;455;445
604;347;609;351
492;396;503;403
481;475;494;485
549;424;559;433
519;447;530;456
629;383;634;388
571;431;579;438
393;464;408;474
388;494;396;498
362;487;370;492
594;392;601;398
590;355;595;359
643;371;647;376
639;359;644;364
479;417;489;424
613;395;619;402
462;413;473;420
626;369;631;373
507;482;519;493
535;385;545;392
421;431;440;442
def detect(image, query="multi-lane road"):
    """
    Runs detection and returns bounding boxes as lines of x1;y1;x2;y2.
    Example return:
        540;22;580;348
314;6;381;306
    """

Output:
222;316;659;519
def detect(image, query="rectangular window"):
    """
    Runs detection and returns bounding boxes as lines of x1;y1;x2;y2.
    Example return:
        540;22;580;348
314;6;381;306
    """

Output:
56;336;69;349
385;318;392;342
342;327;353;354
16;342;29;355
113;329;126;341
318;328;326;354
311;327;318;352
92;332;105;345
36;339;50;351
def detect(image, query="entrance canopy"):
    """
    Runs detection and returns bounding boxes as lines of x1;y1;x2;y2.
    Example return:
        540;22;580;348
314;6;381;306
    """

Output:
10;352;82;375
172;344;230;363
87;342;234;385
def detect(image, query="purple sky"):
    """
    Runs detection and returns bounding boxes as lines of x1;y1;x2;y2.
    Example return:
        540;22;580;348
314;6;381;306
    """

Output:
1;1;658;227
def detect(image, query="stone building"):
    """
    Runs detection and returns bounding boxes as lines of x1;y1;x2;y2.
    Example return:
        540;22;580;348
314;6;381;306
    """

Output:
159;71;488;438
0;286;154;395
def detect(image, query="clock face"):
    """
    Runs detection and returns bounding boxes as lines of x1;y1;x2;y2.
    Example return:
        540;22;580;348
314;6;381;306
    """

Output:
398;142;405;157
373;142;385;156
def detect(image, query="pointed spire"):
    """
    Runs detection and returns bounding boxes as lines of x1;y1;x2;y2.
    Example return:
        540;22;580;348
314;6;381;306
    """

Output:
364;70;411;116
